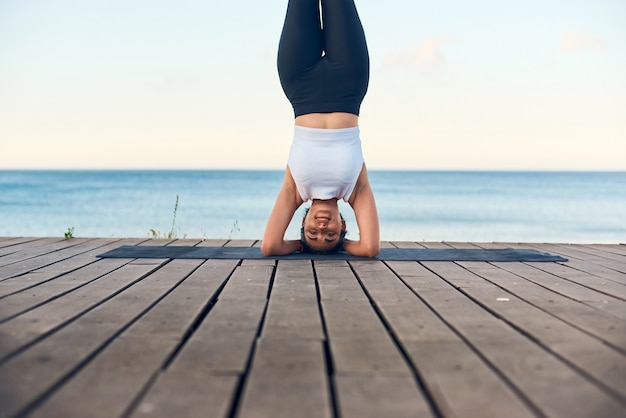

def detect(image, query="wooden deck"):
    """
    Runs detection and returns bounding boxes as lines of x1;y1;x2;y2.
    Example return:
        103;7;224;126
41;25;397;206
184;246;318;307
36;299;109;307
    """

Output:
0;238;624;418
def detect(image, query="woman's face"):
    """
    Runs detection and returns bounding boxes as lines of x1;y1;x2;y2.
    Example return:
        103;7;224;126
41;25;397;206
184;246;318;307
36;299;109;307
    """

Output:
302;202;346;253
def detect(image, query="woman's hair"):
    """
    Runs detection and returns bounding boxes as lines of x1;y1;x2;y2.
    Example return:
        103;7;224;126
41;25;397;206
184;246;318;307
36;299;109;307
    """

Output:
299;207;347;255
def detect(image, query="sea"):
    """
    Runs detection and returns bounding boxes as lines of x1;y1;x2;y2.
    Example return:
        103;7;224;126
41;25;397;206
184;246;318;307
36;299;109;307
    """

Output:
1;170;624;243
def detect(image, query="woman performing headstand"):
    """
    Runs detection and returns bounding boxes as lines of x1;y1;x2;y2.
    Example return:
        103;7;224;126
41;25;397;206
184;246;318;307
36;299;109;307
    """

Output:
261;0;380;258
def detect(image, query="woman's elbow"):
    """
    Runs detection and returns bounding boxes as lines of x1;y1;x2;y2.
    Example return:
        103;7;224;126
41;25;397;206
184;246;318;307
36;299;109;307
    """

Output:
362;242;380;258
260;241;276;256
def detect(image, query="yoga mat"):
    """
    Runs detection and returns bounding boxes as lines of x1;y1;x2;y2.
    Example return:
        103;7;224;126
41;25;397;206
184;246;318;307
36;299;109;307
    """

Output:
98;245;567;262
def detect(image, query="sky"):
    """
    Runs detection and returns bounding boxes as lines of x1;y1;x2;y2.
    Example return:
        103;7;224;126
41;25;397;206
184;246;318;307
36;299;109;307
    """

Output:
1;0;625;170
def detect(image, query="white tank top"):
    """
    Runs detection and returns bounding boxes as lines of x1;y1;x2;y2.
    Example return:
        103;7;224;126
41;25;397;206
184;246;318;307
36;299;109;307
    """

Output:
288;125;364;202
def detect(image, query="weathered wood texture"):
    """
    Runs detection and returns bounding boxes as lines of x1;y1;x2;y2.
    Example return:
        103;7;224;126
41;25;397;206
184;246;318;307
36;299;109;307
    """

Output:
0;239;624;418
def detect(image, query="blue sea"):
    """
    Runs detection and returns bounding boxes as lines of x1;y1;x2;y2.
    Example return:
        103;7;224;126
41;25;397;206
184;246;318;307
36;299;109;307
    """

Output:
1;170;624;243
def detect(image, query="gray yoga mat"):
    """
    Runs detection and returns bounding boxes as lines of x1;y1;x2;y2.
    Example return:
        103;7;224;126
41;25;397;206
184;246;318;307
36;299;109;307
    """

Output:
98;245;567;262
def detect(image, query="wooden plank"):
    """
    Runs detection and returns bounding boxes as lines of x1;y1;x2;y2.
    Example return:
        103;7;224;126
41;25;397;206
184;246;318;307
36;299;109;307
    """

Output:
316;260;431;417
350;260;536;418
0;258;131;322
446;262;626;401
162;306;263;373
1;240;624;417
239;375;330;418
196;239;230;247
172;267;273;375
0;259;200;418
494;261;626;322
0;238;117;280
237;260;329;418
137;238;177;246
441;241;482;249
464;242;626;305
476;242;626;286
28;259;239;418
555;244;626;264
315;260;373;303
317;272;391;337
402;340;533;418
0;237;38;247
558;259;626;285
0;261;166;360
586;244;626;256
416;242;450;249
335;376;433;418
0;238;142;299
241;258;276;268
218;264;273;301
238;339;331;418
132;264;273;417
248;338;327;376
0;238;64;255
526;260;626;302
164;264;272;373
389;241;427;248
0;238;57;255
470;242;515;250
0;238;92;269
130;371;238;418
535;244;626;280
528;242;625;264
225;239;257;247
428;263;626;348
31;238;142;274
169;238;205;246
261;260;323;339
314;260;416;407
328;335;413;376
389;260;626;418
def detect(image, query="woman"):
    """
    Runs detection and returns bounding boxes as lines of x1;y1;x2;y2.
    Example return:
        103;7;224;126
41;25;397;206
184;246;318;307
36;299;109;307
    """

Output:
261;0;379;258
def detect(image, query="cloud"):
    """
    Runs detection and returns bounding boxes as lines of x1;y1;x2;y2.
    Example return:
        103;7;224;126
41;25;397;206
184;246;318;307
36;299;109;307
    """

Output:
562;32;605;52
382;38;453;74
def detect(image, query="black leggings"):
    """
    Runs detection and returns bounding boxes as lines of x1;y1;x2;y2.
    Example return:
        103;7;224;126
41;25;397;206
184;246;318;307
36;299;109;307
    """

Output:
278;0;369;117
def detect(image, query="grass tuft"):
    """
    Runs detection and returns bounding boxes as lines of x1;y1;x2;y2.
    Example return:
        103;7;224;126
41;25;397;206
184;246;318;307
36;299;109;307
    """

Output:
149;195;181;239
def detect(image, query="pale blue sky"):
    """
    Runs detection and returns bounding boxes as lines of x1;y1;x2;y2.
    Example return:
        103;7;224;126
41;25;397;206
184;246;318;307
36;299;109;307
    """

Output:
1;0;624;170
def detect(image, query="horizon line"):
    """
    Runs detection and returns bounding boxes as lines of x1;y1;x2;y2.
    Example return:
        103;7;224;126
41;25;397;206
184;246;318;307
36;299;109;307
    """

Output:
2;168;625;173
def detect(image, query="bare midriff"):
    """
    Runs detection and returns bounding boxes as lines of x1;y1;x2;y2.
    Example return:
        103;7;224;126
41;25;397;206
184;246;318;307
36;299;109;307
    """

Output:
295;112;359;129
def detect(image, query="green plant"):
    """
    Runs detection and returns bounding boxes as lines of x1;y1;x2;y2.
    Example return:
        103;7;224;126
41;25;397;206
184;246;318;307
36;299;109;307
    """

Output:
169;194;179;238
64;227;75;239
228;220;240;239
149;195;180;239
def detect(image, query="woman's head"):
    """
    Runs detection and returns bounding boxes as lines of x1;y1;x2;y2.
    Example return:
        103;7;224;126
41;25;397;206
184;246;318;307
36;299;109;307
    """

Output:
300;200;347;254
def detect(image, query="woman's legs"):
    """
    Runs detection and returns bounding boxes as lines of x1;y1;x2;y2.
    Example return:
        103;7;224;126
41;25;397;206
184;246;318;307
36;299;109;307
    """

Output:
277;0;370;116
321;0;369;78
277;0;323;86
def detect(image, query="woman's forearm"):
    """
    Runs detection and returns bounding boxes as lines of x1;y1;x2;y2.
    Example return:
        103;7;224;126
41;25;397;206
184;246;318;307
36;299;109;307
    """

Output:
343;239;380;258
261;239;302;256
